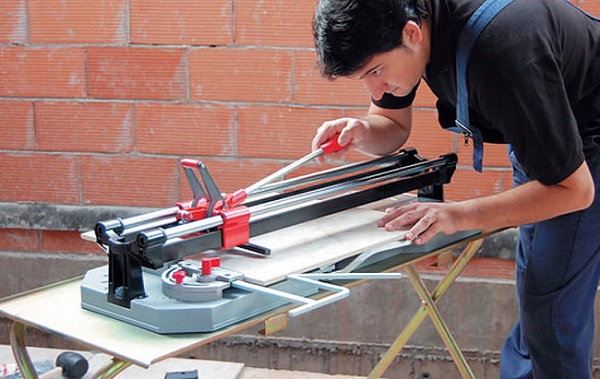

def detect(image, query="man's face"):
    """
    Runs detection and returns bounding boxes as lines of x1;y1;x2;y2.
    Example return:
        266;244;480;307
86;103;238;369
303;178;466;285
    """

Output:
351;46;426;101
348;20;428;101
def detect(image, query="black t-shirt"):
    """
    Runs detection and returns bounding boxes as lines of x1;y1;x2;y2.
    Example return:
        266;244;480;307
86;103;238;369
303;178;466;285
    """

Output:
374;0;600;185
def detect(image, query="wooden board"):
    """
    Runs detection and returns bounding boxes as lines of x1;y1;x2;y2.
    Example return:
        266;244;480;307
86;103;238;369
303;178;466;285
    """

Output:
204;207;408;286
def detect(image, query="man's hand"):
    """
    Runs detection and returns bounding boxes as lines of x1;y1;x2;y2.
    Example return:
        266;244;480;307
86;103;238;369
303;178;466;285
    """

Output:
377;201;463;245
312;117;367;162
311;103;411;163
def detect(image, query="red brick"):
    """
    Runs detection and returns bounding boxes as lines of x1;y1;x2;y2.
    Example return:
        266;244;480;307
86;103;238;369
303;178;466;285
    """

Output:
41;230;104;254
0;153;80;203
406;109;455;159
87;47;187;100
80;155;180;207
179;158;282;197
416;256;516;280
135;102;235;156
130;0;232;45
28;0;126;44
0;101;35;150
413;81;437;108
0;0;27;44
189;48;293;103
445;167;508;201
462;257;516;279
236;0;317;47
580;0;600;16
37;102;133;153
237;105;344;159
0;47;86;98
294;50;372;106
0;229;40;252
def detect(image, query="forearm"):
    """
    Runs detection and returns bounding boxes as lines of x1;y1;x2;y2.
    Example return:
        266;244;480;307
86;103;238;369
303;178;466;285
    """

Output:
348;102;412;156
357;113;411;155
456;163;595;231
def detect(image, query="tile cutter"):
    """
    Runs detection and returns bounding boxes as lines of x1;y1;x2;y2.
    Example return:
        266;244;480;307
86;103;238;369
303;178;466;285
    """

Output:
83;138;460;334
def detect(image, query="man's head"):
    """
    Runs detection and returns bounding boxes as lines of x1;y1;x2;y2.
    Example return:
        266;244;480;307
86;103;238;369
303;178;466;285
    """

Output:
313;0;430;79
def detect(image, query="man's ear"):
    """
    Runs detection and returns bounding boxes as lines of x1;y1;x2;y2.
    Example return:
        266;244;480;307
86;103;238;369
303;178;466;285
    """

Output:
402;20;423;47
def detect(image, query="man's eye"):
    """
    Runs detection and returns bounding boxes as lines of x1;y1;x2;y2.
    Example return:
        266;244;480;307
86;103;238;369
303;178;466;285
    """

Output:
371;68;382;76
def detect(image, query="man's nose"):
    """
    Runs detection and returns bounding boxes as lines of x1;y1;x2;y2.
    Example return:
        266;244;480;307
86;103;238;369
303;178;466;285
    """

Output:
365;77;386;101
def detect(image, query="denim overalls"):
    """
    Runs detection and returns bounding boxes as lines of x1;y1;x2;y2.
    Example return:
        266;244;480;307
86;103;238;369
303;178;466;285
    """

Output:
456;0;600;377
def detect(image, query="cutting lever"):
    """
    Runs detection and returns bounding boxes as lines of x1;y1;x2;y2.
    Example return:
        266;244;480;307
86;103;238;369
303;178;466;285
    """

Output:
175;134;347;221
244;133;346;195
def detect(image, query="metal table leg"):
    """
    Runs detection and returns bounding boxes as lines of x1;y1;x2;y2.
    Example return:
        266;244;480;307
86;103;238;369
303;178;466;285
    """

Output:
10;321;38;379
368;239;483;378
92;357;132;379
404;265;474;378
9;320;132;379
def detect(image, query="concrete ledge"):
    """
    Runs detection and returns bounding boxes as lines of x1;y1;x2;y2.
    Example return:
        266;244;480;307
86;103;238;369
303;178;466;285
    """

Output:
0;202;158;231
0;251;106;298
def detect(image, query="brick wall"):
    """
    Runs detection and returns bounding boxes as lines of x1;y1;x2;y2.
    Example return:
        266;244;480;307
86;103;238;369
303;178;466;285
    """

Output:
0;0;597;256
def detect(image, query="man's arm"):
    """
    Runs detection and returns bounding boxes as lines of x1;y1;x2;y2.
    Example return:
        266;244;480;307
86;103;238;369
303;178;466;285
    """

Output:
378;161;595;244
356;103;412;155
312;103;411;159
458;161;595;229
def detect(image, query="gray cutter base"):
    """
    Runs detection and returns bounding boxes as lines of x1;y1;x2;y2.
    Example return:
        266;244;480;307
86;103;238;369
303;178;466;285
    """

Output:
80;266;317;334
80;229;480;334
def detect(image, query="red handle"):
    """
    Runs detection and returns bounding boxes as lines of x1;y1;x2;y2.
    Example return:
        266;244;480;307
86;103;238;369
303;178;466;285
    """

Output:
320;133;346;154
180;158;201;168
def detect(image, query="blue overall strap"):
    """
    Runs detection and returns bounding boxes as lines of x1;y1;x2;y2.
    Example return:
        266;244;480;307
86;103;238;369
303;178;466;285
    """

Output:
456;0;514;172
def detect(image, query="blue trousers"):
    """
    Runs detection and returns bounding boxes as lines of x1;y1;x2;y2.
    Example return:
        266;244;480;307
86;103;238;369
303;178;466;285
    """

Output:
500;139;600;378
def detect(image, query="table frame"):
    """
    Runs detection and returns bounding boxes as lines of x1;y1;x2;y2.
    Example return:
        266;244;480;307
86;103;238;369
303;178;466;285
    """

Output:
367;238;484;378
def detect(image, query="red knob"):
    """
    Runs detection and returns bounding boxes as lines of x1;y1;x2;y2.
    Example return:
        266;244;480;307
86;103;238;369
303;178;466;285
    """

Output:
202;257;220;275
172;270;187;284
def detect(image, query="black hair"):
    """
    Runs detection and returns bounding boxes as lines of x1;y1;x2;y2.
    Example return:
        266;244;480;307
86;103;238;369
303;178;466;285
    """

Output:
313;0;429;79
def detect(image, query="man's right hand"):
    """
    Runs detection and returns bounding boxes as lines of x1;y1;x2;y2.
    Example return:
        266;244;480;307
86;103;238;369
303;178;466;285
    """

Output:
311;117;367;163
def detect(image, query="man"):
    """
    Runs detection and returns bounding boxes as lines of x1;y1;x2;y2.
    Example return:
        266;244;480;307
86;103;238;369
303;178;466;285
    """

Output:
311;0;600;377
